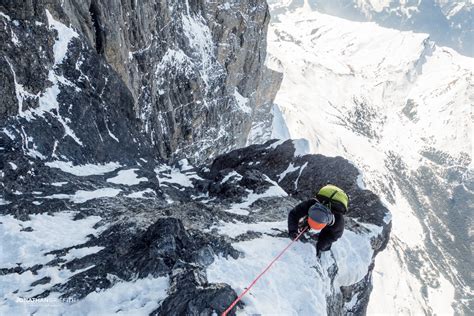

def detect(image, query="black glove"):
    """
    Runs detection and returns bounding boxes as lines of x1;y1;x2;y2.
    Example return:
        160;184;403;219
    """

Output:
289;231;298;241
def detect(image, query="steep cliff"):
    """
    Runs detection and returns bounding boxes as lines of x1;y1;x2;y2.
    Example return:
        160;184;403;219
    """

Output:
1;0;275;163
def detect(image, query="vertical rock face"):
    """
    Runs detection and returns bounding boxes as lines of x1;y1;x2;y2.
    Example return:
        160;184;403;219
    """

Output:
0;0;275;163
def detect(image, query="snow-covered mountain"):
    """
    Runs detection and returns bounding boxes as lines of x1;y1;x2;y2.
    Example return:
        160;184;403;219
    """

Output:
1;1;391;315
282;0;474;57
264;1;473;314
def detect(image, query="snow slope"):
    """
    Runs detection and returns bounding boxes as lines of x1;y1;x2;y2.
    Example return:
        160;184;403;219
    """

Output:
208;224;378;315
296;0;474;57
266;2;473;315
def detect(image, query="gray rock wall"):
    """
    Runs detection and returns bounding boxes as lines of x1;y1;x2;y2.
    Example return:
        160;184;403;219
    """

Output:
0;0;277;163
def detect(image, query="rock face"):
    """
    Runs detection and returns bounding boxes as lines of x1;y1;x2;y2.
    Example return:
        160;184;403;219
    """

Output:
0;0;276;163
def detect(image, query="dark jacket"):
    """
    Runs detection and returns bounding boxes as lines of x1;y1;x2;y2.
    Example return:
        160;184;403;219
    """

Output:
288;199;344;252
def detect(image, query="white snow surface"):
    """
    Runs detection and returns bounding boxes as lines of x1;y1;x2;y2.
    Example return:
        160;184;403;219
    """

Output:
221;171;243;183
266;3;471;314
155;160;202;188
6;10;84;158
208;235;330;315
233;89;252;114
61;246;105;261
107;169;147;185
1;274;168;316
51;181;68;187
225;175;288;216
0;210;168;315
45;10;78;65
126;188;156;198
44;188;121;204
271;104;291;139
46;161;121;176
207;220;380;315
278;162;299;181
0;212;102;268
52;276;169;316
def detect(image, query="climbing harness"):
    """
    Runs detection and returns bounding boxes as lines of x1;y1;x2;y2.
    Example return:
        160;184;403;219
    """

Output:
222;226;309;316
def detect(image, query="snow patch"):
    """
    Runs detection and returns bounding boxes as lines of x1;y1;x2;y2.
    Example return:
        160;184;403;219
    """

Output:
51;181;68;187
329;230;374;287
207;235;330;315
268;139;285;150
44;188;121;204
292;138;310;156
233;89;252;114
126;188;155;199
211;220;287;239
294;162;308;190
221;171;243;183
177;159;194;171
356;174;366;189
208;222;378;315
155;164;202;188
45;10;78;65
181;11;216;89
62;246;105;261
278;162;299;182
2;128;16;140
8;10;83;151
61;276;169;315
226;175;288;215
106;169;147;185
1;275;168;316
271;104;291;139
106;123;119;142
46;161;121;176
0;212;102;268
0;11;11;21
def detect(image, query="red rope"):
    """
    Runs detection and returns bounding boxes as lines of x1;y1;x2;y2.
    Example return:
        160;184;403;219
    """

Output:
222;226;308;316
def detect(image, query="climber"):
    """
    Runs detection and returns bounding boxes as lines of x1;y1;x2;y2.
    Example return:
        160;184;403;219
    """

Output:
287;184;348;257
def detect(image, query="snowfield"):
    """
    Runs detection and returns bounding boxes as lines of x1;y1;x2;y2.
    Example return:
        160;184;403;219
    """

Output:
207;206;383;315
266;2;473;314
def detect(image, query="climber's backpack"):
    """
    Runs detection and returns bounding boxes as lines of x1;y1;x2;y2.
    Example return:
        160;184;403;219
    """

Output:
316;184;349;215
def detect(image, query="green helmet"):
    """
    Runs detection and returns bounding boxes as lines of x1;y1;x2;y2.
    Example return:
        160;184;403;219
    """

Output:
317;184;349;213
